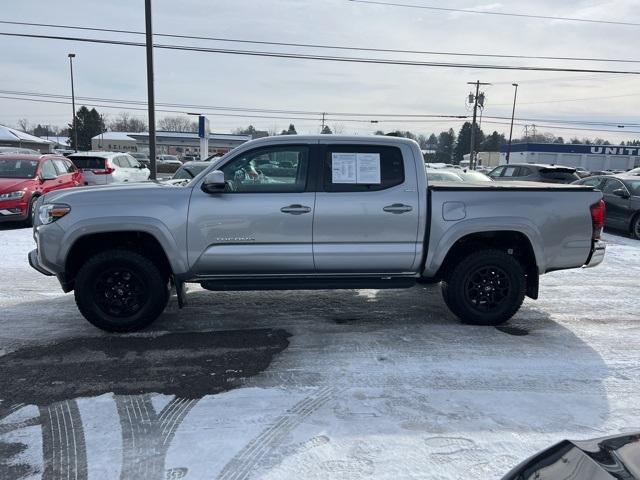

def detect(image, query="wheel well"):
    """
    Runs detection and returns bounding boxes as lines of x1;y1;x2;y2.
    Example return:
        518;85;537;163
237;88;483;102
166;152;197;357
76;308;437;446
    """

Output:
436;231;539;299
630;211;640;232
65;231;172;290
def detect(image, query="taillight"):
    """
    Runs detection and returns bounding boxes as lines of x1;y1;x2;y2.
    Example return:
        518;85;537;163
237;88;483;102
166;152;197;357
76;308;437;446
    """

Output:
590;199;606;240
91;162;115;175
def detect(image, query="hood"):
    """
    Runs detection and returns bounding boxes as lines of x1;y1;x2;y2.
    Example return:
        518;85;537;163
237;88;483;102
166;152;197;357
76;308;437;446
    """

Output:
502;432;640;479
0;177;34;193
43;180;175;204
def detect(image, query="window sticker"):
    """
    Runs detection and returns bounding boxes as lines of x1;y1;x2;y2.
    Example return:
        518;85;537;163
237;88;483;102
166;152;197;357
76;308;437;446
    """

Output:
331;152;357;183
356;153;381;184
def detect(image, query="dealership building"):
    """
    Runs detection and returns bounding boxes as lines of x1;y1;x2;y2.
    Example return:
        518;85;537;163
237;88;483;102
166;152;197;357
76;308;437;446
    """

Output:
500;143;640;171
91;131;251;156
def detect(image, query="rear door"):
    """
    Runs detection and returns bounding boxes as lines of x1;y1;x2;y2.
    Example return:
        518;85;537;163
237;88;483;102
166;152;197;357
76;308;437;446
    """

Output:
51;158;76;190
313;143;420;273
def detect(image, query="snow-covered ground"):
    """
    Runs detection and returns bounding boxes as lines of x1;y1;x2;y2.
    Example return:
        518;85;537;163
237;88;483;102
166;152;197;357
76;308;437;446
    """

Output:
1;226;639;480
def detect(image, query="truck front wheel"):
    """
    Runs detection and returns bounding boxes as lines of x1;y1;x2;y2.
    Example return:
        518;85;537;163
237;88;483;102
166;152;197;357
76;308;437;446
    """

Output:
74;250;169;332
441;249;526;326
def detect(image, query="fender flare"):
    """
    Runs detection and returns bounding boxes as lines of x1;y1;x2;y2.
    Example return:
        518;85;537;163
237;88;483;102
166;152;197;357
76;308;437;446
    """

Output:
423;217;545;277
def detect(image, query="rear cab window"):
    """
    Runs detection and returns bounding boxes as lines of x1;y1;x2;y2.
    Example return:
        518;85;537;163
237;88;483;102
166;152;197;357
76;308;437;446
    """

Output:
322;145;404;192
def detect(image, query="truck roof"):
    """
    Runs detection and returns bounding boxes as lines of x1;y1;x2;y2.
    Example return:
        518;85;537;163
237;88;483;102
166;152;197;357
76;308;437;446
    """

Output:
240;134;420;147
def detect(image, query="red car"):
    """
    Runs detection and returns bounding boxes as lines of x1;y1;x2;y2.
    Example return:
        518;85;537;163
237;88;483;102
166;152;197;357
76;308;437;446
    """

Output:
0;154;84;226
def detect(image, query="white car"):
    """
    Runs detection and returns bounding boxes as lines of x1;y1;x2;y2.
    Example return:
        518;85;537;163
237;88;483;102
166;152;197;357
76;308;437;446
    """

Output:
68;152;150;185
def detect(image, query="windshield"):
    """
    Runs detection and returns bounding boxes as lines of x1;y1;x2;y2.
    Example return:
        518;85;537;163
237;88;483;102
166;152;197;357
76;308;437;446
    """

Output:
0;157;39;178
172;164;209;180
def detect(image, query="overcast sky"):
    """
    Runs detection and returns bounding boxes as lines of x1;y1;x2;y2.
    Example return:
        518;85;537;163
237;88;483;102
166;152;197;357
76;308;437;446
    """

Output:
1;0;639;142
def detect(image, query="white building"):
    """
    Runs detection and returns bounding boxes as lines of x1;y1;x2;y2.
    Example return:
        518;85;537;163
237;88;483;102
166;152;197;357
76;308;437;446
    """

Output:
500;142;640;171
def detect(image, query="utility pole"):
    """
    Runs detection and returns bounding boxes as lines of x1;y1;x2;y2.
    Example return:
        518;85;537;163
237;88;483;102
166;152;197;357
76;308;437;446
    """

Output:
467;80;490;170
68;53;78;152
321;112;326;132
506;83;518;165
145;0;157;180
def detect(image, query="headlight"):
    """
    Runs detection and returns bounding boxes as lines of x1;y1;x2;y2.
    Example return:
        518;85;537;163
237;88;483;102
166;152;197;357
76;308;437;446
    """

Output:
38;204;71;225
0;190;24;200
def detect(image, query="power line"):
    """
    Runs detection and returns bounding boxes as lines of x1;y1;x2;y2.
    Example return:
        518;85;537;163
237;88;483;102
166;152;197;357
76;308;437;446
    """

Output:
2;89;639;128
0;88;467;120
482;120;640;135
491;91;640;106
0;19;638;64
347;0;640;27
1;31;640;75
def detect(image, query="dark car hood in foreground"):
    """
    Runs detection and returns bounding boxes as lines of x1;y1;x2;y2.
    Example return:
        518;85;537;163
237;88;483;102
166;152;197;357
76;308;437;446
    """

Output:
502;432;640;479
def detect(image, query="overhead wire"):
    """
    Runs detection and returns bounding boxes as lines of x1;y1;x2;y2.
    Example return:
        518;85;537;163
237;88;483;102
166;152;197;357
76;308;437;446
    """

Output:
0;31;640;75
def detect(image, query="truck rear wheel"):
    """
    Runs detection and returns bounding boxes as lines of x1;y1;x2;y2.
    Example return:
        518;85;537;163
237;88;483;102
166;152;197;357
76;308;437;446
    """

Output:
441;249;525;326
74;250;169;332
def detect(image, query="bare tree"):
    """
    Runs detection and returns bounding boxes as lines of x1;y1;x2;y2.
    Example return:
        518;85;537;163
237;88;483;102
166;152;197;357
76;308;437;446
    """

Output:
16;118;30;133
157;116;198;132
331;123;346;135
108;112;148;133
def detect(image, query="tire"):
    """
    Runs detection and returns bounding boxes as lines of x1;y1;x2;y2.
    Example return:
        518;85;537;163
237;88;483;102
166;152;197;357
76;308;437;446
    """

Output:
74;250;169;332
441;249;525;326
24;196;37;227
631;213;640;240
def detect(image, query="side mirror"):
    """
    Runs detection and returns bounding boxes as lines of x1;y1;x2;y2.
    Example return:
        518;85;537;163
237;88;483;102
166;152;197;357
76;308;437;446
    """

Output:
612;188;630;199
201;170;226;193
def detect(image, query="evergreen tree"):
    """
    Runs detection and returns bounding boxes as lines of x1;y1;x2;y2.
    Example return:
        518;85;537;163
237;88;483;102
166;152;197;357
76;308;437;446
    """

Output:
321;125;332;134
454;122;484;163
480;131;506;152
435;129;455;163
280;124;297;135
69;107;105;151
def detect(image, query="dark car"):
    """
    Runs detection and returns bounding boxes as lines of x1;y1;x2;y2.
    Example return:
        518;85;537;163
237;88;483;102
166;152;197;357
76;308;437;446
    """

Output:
488;164;581;184
573;174;640;239
0;154;84;226
129;152;150;168
502;432;640;479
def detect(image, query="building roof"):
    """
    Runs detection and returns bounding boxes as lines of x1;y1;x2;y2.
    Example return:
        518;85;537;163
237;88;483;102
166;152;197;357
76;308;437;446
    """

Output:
93;132;138;141
0;124;53;145
93;131;252;142
43;136;71;146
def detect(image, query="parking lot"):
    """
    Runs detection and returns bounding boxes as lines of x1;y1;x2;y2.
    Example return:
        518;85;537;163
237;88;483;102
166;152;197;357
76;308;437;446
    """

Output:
0;224;637;479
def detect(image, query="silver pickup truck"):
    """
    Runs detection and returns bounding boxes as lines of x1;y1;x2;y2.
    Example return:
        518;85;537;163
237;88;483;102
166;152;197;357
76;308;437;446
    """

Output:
28;136;606;332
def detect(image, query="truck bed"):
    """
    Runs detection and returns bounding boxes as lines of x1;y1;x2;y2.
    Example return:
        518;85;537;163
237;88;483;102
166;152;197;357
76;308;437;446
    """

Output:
428;180;595;192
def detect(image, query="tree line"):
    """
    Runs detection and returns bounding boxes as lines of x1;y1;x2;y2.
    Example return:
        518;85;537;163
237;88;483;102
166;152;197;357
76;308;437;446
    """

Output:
11;107;640;155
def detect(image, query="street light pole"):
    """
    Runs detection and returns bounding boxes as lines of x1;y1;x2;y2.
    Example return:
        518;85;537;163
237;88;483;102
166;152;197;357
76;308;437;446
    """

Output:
506;83;519;165
68;53;78;152
145;0;157;180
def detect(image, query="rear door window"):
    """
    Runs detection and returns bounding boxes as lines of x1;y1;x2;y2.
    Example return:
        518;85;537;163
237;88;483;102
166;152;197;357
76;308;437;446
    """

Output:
502;166;520;177
323;145;404;192
69;156;106;170
540;169;579;182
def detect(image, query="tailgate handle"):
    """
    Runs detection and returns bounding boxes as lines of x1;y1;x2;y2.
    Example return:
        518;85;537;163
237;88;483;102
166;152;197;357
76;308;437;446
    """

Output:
280;204;312;215
383;203;413;214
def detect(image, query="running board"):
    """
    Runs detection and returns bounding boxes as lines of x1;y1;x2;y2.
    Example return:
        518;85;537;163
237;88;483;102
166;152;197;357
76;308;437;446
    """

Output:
200;277;417;292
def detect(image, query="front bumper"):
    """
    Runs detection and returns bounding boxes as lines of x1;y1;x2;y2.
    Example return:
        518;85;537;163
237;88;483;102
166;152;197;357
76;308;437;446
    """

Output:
584;239;606;268
28;249;55;276
0;199;28;222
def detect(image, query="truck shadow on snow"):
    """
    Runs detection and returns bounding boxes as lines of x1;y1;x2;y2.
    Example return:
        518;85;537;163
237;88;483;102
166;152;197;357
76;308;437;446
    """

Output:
0;286;613;479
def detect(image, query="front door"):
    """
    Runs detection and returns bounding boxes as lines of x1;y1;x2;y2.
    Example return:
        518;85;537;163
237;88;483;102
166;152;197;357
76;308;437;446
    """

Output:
313;143;421;273
187;144;314;275
602;178;631;228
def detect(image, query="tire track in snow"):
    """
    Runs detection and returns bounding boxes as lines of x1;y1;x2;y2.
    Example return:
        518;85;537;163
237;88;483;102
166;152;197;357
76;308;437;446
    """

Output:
217;387;334;480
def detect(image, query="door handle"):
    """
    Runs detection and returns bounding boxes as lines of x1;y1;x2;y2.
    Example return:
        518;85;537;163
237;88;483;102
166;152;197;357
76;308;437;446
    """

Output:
383;203;413;214
280;204;312;215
